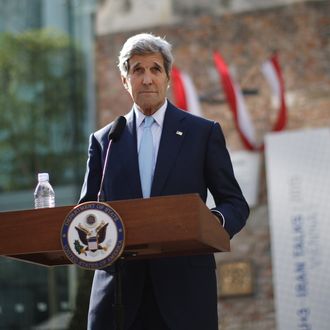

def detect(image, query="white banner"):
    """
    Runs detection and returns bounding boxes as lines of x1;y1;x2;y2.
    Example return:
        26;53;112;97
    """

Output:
265;128;330;330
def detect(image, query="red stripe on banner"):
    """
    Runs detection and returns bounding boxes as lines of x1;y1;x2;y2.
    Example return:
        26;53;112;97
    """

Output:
171;66;188;111
214;51;287;151
213;52;256;150
270;54;287;132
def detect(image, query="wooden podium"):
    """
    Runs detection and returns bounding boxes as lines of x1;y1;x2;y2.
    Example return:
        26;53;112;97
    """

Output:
0;194;230;267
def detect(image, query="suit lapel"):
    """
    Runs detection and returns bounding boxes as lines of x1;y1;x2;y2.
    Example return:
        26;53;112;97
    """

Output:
113;109;143;197
151;103;188;196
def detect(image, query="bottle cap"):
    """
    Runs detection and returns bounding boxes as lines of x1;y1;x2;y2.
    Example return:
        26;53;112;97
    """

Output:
38;173;49;182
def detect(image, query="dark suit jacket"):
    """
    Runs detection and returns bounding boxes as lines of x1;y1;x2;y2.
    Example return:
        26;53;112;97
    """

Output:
79;101;249;330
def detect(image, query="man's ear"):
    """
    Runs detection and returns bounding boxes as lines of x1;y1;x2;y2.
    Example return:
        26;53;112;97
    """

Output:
121;75;128;90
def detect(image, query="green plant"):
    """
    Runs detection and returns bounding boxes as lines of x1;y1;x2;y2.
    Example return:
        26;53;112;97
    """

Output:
0;29;85;191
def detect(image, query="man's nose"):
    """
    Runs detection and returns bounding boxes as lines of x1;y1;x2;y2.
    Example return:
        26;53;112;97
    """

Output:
142;72;152;85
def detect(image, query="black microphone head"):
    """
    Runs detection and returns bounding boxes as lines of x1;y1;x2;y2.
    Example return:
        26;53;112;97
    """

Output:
108;116;126;141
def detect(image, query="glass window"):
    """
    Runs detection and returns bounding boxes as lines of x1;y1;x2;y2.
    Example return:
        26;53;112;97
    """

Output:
0;1;96;329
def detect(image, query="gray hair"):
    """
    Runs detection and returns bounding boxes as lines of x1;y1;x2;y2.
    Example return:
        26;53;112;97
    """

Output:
118;33;174;78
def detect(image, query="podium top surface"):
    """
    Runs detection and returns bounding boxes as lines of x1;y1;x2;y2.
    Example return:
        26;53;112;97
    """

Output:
0;194;230;266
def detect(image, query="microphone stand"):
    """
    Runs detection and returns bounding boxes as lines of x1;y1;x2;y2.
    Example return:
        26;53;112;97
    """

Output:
97;139;113;203
97;140;125;330
113;258;124;330
96;116;127;330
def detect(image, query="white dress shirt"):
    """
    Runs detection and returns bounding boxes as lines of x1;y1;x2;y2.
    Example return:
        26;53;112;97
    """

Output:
134;99;167;173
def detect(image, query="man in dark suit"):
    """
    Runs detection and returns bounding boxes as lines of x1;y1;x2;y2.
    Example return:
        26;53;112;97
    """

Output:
80;33;249;330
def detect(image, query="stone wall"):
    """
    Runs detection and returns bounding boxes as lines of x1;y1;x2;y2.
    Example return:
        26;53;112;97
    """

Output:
94;1;330;329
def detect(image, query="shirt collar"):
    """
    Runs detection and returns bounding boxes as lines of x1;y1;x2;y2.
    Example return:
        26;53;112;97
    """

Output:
134;99;167;128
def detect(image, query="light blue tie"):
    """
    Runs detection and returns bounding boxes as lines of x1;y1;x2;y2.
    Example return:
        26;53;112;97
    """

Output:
139;116;154;198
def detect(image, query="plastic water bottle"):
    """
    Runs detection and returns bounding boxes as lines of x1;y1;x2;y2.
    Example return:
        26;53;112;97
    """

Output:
34;173;55;208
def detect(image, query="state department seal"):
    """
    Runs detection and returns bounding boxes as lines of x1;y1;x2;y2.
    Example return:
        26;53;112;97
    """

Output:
61;202;125;269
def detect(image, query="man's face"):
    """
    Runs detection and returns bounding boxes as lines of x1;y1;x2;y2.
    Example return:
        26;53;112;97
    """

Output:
122;52;170;115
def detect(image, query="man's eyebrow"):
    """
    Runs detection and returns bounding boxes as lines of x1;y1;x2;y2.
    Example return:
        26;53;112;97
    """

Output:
130;61;163;69
131;62;141;70
153;62;163;69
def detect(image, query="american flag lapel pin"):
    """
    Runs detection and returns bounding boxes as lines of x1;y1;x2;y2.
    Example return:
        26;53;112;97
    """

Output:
176;130;183;136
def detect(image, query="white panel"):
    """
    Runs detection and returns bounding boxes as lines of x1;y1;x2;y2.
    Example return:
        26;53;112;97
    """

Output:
265;128;330;330
206;150;261;208
230;150;261;207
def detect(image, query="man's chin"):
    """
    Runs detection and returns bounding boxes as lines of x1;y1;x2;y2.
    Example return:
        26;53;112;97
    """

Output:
137;102;158;115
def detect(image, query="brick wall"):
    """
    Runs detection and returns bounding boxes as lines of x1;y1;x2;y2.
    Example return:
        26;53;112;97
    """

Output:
94;1;330;329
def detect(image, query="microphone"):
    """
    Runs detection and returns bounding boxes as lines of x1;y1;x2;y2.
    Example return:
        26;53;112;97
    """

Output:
108;116;127;141
97;116;126;202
